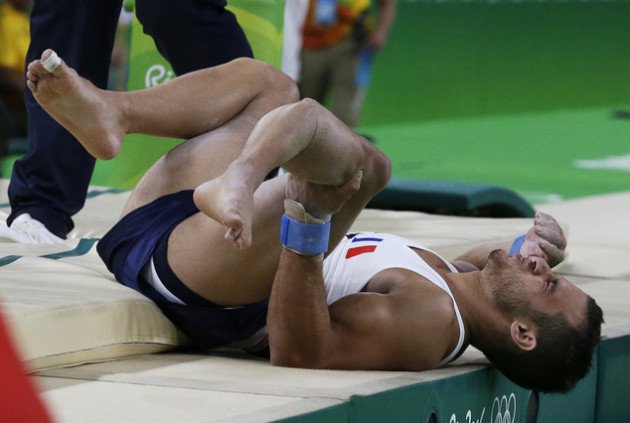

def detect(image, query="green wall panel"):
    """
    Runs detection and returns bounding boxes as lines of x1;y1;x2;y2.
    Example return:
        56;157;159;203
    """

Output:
594;333;630;422
281;363;599;423
362;0;630;126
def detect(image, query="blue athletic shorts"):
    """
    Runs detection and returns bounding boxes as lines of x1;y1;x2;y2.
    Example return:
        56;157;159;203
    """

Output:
97;190;268;348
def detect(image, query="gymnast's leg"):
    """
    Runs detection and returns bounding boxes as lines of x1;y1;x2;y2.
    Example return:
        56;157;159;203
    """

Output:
25;49;296;160
166;99;391;306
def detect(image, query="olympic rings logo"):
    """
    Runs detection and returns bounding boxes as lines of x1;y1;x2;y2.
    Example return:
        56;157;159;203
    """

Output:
447;392;517;423
490;393;517;423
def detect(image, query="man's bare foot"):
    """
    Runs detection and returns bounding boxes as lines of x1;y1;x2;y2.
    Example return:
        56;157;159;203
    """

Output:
26;49;126;160
193;171;256;249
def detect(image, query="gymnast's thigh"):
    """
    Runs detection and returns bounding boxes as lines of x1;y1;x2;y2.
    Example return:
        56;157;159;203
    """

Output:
166;175;288;306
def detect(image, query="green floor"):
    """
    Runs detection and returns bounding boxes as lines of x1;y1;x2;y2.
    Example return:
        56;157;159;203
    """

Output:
2;104;628;207
361;105;630;205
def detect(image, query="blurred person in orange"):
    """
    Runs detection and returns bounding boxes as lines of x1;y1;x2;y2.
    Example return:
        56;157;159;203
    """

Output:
299;0;396;127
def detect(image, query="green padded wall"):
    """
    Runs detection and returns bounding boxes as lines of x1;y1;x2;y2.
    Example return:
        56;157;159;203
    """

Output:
594;332;630;422
367;178;536;217
279;362;600;423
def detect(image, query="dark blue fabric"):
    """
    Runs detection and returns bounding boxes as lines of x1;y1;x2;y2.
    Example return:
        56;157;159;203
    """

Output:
97;190;268;348
135;0;252;76
97;191;199;290
8;0;252;238
152;227;218;307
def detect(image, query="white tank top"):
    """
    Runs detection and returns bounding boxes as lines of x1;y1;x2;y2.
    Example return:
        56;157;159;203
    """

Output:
323;232;466;366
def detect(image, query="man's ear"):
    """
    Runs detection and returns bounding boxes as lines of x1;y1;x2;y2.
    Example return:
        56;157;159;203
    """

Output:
510;320;537;351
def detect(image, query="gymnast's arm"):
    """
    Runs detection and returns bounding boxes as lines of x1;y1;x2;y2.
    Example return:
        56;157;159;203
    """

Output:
266;252;454;371
451;211;567;272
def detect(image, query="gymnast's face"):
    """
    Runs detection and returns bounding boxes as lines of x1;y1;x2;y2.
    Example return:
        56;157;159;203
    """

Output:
486;249;587;329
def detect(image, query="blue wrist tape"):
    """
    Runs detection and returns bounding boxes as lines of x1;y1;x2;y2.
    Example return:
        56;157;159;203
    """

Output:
509;234;526;256
280;214;331;255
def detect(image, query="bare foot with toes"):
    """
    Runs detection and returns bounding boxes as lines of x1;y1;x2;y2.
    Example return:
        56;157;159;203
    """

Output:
193;172;256;250
26;49;125;159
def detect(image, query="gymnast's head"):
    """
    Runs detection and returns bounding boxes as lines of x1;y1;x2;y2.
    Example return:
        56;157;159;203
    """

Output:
479;250;603;393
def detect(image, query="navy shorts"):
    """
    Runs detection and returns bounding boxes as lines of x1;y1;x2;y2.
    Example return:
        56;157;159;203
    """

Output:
97;190;268;348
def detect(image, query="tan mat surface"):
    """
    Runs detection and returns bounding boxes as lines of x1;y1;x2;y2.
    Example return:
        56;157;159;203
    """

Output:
1;181;628;421
0;183;186;371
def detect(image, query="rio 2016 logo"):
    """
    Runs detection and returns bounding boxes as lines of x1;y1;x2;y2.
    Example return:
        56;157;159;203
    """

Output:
145;64;174;88
449;393;516;423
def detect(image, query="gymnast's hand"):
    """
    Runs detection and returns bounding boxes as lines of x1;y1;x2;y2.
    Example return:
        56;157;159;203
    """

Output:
284;170;363;221
520;212;567;267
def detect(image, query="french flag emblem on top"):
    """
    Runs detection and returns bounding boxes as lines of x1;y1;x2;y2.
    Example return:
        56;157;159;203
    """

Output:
345;236;383;259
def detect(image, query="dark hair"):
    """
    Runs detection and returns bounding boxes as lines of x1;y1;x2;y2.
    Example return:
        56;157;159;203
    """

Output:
483;296;603;393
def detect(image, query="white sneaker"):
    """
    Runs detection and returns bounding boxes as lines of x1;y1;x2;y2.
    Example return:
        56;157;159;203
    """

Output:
0;213;65;244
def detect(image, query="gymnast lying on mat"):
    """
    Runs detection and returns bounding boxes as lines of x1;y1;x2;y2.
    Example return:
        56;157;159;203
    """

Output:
27;50;602;393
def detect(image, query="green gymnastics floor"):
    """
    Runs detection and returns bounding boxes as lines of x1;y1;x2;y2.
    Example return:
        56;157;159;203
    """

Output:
76;103;620;206
359;104;630;206
2;104;627;209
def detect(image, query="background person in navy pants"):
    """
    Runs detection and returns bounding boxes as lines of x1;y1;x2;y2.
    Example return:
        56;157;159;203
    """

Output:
2;0;252;243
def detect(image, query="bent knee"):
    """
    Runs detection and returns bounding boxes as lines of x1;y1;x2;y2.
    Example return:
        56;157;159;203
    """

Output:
271;68;299;103
270;70;299;105
236;58;299;105
360;143;392;195
286;97;321;120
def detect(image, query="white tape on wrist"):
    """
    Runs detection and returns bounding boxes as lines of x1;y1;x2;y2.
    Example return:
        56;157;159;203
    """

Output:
42;52;62;73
